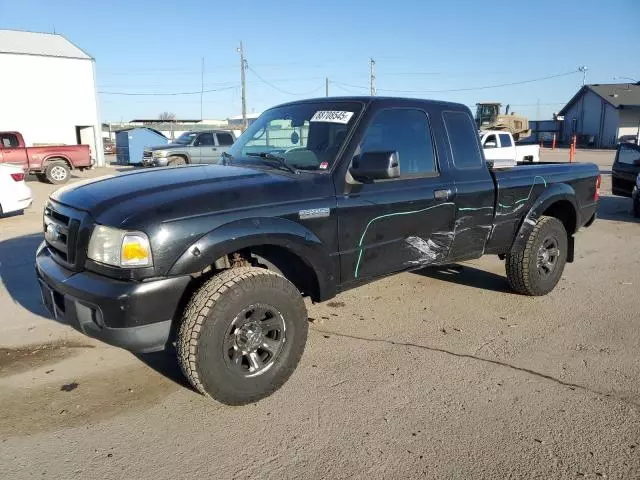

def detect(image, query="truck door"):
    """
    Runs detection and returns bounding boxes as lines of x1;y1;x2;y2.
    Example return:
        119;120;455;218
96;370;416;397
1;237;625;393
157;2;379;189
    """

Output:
442;111;495;261
215;132;235;164
481;133;500;162
498;133;516;161
612;142;640;197
0;133;28;169
193;132;215;164
336;107;457;284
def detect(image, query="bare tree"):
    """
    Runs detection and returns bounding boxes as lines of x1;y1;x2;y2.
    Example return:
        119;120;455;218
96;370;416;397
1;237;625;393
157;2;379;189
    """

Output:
158;112;176;121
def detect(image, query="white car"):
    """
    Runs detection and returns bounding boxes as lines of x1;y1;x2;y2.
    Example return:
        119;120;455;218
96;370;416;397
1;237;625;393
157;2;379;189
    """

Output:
480;130;540;168
0;164;32;216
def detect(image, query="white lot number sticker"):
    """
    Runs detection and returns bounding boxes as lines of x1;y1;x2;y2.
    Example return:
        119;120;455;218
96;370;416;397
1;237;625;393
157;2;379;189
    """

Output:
310;110;354;124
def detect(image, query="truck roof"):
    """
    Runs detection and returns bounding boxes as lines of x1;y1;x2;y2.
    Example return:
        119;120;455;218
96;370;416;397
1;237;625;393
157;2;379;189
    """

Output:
479;130;512;135
272;96;471;112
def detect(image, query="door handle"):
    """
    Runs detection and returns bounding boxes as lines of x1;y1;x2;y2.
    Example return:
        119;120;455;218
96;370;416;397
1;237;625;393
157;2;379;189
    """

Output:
434;189;453;201
212;147;217;151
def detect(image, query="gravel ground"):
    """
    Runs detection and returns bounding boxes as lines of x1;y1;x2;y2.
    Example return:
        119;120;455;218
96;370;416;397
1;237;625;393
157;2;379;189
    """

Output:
1;150;638;479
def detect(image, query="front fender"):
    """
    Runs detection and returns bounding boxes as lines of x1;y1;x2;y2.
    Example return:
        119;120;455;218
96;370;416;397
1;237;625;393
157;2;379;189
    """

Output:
168;217;335;299
511;183;578;252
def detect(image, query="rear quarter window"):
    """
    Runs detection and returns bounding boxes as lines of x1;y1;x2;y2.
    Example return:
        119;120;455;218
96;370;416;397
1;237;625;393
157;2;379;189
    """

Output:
443;111;483;169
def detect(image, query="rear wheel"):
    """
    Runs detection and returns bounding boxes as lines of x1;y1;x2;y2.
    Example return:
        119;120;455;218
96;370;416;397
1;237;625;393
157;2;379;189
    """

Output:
44;161;70;184
177;267;308;405
168;155;186;167
505;216;568;296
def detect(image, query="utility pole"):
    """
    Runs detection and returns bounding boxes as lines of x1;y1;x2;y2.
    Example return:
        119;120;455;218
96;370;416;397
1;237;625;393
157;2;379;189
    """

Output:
237;42;248;130
200;57;205;121
325;77;329;97
370;58;376;96
579;65;588;86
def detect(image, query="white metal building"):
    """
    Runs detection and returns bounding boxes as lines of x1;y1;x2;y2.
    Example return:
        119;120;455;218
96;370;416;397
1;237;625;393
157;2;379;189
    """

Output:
0;29;104;166
558;82;640;148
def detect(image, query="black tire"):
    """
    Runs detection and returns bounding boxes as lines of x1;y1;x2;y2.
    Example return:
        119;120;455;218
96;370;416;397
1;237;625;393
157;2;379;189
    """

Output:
505;216;568;296
44;160;70;184
633;196;640;219
177;267;308;405
168;155;187;167
35;173;48;183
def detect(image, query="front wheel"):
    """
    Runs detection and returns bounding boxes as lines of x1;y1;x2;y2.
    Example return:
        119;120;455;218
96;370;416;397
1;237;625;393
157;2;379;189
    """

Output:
177;267;308;405
505;216;568;296
167;155;186;167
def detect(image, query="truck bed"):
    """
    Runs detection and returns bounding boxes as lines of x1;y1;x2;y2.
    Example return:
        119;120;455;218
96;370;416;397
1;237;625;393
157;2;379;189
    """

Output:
26;144;92;169
485;162;599;254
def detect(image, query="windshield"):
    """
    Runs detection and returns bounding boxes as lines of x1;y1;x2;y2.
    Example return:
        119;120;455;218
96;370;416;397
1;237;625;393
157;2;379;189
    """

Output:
172;132;197;145
228;102;363;171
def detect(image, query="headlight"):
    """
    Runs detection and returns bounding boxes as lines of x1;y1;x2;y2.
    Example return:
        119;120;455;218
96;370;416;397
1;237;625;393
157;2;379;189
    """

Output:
153;150;168;158
87;225;152;268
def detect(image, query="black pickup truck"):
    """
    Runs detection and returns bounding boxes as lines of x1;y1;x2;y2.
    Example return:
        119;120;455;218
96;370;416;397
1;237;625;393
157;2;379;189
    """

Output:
36;97;599;404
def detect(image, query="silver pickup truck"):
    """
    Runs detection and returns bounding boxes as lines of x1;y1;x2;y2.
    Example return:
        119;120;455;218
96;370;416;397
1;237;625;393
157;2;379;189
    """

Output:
142;130;235;167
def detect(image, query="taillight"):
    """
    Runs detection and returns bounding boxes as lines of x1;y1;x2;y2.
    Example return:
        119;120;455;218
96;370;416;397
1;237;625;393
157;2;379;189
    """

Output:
10;172;25;182
595;174;601;201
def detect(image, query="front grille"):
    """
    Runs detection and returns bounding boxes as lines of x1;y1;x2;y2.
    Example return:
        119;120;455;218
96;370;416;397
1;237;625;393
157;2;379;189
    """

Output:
44;203;82;268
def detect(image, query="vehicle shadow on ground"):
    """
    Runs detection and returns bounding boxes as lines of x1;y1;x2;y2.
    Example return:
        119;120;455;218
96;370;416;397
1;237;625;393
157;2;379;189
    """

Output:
0;233;50;318
597;195;639;223
413;264;514;294
135;349;196;391
24;174;82;183
0;233;196;391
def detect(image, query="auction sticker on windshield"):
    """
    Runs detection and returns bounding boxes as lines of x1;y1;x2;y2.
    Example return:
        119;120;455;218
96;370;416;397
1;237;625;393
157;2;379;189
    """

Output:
310;111;354;124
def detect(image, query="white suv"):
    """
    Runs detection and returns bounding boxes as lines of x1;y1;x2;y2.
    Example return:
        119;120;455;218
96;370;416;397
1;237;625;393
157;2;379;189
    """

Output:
0;164;32;216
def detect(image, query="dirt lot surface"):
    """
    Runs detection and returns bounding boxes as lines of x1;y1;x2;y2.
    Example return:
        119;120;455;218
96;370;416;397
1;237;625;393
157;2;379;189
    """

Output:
1;151;639;479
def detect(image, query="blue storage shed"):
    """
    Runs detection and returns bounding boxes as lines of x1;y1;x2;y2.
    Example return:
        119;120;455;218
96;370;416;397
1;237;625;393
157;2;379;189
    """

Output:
115;127;168;165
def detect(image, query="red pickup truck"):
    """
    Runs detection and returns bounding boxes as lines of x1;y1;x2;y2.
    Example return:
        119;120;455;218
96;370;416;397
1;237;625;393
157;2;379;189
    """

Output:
0;131;93;184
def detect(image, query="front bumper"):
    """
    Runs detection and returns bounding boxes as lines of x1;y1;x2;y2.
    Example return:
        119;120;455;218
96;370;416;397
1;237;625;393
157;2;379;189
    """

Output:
35;242;190;353
141;156;169;167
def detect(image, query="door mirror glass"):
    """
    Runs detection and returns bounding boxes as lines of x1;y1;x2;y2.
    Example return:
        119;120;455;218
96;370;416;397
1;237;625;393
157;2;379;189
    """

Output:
350;151;400;181
484;141;497;149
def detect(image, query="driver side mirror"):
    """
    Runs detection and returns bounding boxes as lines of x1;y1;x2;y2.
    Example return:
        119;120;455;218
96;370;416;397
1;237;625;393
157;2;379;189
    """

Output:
350;151;400;181
484;141;497;149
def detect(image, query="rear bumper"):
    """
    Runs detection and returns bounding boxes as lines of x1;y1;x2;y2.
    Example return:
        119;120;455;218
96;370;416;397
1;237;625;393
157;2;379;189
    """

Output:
35;242;190;353
1;184;32;214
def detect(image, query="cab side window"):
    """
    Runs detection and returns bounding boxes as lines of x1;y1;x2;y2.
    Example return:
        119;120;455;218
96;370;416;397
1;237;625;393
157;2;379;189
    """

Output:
617;144;640;165
499;133;513;147
483;134;498;148
0;133;19;148
196;133;214;146
216;132;234;146
359;108;437;176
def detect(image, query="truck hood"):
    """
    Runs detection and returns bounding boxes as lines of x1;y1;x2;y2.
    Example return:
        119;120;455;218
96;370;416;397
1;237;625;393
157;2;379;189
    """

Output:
51;165;280;227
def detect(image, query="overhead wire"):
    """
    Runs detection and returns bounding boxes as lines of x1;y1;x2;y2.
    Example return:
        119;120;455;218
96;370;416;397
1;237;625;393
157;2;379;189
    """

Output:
247;66;325;96
331;70;580;94
98;85;239;96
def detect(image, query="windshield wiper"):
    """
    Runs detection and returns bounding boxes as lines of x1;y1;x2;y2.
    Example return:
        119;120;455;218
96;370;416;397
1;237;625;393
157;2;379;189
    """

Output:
245;152;298;174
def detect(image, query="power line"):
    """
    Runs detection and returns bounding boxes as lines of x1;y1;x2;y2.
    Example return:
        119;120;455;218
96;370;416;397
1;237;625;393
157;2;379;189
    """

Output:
332;70;580;94
98;85;238;96
247;66;325;96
